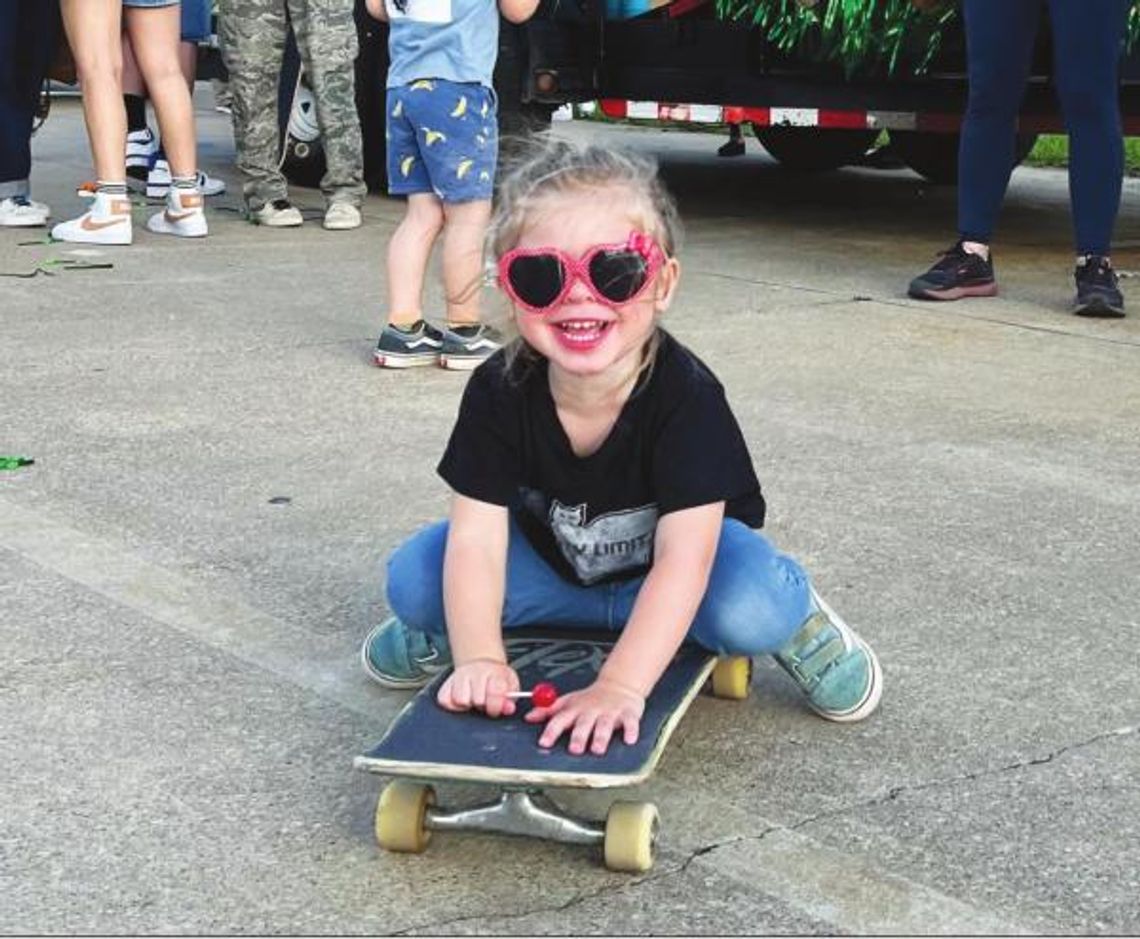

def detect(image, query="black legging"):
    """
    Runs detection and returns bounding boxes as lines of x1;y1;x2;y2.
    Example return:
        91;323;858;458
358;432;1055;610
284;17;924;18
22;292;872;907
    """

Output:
958;0;1130;256
0;0;60;198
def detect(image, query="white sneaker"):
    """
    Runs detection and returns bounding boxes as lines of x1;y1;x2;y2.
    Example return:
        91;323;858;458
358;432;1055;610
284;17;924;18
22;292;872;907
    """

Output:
145;158;172;198
147;187;207;238
323;202;362;231
252;199;303;227
51;191;133;245
127;128;158;180
146;159;226;199
0;195;50;227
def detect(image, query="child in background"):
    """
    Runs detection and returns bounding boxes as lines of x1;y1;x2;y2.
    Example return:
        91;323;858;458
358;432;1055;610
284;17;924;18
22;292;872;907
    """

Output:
362;139;883;754
366;0;540;371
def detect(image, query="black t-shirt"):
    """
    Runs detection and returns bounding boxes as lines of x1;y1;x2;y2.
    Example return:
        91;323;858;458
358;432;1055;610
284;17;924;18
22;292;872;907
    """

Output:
437;329;765;586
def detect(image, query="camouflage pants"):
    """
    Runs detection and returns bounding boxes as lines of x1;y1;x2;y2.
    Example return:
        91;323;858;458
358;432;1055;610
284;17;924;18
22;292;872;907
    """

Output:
219;0;365;209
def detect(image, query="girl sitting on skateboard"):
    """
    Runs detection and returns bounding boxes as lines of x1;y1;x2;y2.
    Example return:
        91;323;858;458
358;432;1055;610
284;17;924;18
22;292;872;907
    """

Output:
362;138;883;755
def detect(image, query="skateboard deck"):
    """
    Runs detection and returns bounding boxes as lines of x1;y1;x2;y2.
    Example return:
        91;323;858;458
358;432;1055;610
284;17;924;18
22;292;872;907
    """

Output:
354;629;717;789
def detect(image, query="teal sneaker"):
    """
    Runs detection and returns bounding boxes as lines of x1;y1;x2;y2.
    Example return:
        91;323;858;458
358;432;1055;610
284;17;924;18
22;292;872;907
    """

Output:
361;616;451;689
774;590;882;722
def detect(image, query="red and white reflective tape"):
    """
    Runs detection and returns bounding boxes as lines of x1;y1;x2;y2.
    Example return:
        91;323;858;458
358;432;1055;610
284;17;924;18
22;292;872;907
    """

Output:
598;99;1140;135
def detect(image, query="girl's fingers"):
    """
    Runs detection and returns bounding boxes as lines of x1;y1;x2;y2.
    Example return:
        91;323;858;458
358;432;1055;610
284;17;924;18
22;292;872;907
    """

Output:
620;710;640;746
568;712;600;756
589;713;618;755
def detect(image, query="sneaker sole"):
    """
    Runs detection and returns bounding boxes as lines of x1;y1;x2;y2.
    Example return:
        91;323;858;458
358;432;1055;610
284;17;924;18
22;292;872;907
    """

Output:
254;215;304;228
373;351;441;368
359;626;434;690
1073;297;1125;318
438;354;489;371
0;216;49;228
908;282;998;301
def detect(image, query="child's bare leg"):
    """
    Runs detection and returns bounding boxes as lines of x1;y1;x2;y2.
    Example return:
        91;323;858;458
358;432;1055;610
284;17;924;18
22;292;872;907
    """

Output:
441;198;492;327
387;194;445;326
125;5;195;178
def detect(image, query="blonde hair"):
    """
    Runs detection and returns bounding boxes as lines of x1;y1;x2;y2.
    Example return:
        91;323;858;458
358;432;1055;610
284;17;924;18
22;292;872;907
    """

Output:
488;134;683;378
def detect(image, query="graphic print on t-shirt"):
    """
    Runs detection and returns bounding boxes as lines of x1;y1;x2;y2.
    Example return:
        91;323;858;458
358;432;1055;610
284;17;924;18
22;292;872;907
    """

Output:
386;0;453;23
545;497;659;585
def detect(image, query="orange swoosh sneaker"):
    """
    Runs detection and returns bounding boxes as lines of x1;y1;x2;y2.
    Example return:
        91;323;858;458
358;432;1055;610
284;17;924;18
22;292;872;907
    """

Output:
51;191;133;246
147;186;207;239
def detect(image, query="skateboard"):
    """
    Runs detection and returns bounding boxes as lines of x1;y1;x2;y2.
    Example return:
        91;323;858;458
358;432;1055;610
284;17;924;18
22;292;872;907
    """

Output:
355;628;752;872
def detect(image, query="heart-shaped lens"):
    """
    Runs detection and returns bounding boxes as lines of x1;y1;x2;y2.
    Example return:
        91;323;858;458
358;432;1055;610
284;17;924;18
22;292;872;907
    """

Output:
588;249;649;303
507;254;565;309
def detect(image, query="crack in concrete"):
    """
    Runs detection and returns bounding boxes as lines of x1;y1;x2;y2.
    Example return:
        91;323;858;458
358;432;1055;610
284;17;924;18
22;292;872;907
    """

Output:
793;723;1140;831
388;828;784;935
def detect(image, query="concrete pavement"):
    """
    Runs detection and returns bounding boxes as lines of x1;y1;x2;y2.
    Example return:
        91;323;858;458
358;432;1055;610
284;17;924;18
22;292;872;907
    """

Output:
1;94;1138;934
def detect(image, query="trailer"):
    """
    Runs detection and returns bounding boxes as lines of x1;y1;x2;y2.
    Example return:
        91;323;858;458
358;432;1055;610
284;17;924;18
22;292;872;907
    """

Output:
281;0;1140;190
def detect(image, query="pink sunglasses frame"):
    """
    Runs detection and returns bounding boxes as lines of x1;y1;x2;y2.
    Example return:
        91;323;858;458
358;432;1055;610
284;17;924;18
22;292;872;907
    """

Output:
497;231;666;314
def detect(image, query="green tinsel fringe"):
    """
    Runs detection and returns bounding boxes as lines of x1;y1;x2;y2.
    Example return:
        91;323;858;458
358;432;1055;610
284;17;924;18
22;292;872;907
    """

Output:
714;0;1140;78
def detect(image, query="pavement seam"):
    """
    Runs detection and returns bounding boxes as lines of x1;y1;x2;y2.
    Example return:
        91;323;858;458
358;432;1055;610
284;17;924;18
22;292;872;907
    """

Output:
694;270;1140;348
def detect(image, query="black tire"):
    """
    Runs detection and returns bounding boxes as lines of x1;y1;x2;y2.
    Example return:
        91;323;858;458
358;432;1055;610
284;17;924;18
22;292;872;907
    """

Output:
277;3;389;191
889;130;1039;186
752;125;880;172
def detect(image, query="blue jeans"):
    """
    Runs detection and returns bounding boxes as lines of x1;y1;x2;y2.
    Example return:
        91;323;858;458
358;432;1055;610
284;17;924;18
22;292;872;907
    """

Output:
958;0;1129;254
385;518;814;655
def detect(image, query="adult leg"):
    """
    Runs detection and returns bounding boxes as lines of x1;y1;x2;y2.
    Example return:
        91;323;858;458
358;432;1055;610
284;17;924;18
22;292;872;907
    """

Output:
289;0;365;206
125;4;195;178
219;0;290;209
60;0;127;183
0;0;60;205
957;0;1041;247
1048;0;1129;257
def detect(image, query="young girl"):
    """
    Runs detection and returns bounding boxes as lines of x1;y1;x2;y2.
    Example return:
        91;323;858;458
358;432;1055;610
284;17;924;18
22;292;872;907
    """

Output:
53;0;206;244
362;138;883;755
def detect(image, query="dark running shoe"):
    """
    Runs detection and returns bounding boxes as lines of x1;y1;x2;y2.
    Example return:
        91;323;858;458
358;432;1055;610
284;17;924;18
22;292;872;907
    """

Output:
373;320;445;368
1073;255;1125;318
717;138;745;158
908;242;998;301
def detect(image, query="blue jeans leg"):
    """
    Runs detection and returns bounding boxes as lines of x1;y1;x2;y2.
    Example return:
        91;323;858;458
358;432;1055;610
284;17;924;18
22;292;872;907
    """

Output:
384;518;611;641
611;518;814;655
385;517;813;655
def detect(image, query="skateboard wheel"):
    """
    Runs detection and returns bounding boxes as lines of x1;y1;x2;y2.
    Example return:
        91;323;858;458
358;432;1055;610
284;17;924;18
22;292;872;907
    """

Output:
603;801;659;873
375;780;435;853
711;656;752;700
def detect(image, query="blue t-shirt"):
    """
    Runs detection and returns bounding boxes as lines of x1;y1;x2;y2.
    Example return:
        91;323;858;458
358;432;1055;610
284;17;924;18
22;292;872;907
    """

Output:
386;0;500;88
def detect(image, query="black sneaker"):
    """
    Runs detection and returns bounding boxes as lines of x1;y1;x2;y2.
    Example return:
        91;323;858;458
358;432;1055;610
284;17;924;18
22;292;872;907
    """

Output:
373;320;444;368
1073;255;1125;318
439;324;502;371
717;138;745;158
908;241;998;301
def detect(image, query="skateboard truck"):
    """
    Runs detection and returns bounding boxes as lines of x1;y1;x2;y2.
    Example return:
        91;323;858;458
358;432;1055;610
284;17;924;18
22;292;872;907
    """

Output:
376;780;661;872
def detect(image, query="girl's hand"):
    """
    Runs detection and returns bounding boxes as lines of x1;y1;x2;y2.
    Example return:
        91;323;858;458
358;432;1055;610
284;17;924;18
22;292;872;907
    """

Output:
437;659;520;718
524;678;646;756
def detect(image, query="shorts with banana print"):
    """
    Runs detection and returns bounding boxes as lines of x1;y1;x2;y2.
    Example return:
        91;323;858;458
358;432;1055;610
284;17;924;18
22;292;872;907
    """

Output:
385;79;497;203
